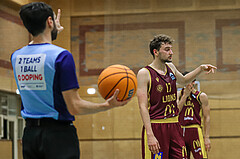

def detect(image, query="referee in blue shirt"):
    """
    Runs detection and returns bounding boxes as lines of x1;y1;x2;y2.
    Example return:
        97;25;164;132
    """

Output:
11;2;130;159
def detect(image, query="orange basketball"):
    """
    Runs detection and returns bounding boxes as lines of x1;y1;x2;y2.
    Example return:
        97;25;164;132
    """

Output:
97;64;137;101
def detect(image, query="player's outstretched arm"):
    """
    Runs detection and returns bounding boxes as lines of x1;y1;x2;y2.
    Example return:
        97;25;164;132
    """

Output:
168;63;217;85
62;88;129;115
137;68;160;154
200;92;211;152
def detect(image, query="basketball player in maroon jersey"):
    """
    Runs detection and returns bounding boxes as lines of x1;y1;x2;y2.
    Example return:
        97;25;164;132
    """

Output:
178;72;211;159
137;34;216;159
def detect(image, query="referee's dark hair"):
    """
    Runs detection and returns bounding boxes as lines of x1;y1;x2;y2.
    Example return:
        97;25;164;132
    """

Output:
19;2;54;36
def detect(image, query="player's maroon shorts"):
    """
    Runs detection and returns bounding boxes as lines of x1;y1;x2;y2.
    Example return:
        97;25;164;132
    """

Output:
182;125;207;159
142;116;187;159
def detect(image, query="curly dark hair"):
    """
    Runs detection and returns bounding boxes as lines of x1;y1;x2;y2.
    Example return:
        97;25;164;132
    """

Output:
149;34;174;58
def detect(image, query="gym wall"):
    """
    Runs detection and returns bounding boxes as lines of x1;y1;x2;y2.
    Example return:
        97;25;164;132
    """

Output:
0;0;240;158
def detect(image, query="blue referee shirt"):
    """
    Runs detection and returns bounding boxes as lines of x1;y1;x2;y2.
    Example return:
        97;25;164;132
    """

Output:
11;43;79;121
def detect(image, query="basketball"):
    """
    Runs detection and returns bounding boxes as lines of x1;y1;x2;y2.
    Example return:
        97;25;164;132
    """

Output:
97;64;137;101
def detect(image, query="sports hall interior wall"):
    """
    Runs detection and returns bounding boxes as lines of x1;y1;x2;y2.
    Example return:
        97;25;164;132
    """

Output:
0;0;240;159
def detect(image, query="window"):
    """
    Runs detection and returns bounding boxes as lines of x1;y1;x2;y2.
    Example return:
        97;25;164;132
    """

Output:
0;91;23;140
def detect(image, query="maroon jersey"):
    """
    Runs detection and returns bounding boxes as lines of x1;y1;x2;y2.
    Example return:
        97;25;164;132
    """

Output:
145;64;178;119
179;89;203;127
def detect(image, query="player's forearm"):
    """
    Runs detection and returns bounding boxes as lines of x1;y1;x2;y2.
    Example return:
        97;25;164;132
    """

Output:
139;106;154;136
177;94;188;112
204;116;210;138
137;91;154;136
182;66;203;84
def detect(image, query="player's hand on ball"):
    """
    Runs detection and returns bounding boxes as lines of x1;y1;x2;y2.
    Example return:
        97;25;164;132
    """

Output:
201;64;217;74
106;89;130;107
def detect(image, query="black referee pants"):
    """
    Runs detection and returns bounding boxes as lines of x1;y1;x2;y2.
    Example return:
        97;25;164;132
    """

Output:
22;118;80;159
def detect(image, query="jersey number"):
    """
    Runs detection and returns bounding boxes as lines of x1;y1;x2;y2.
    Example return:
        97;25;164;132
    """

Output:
166;83;171;93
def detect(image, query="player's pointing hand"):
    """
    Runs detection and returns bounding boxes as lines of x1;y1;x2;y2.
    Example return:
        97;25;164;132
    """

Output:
201;64;217;74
